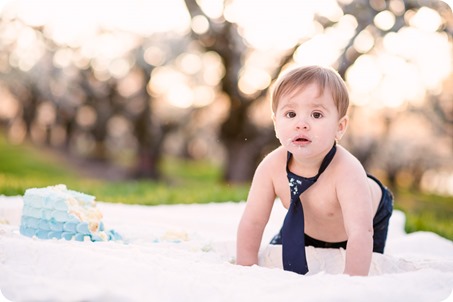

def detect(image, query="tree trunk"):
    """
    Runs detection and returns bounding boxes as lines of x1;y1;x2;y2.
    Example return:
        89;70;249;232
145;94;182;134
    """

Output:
223;136;278;183
132;92;161;180
221;118;279;182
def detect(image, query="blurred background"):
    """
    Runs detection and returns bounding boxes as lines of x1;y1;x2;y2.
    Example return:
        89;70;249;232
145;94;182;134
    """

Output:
0;0;452;236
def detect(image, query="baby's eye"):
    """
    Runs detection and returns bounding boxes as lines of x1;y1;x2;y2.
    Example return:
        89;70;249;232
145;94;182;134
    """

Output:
311;111;323;119
285;111;296;118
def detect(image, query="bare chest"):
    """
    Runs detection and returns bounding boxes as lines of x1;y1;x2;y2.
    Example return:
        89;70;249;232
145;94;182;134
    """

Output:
278;181;341;220
275;175;347;240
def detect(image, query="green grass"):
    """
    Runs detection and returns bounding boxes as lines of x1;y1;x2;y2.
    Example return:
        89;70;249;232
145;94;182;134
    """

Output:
0;135;80;196
0;134;249;205
393;189;453;240
0;133;452;240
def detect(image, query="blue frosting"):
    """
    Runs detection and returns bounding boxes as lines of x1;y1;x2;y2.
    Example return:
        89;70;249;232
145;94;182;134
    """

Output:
63;221;78;232
62;232;75;240
49;219;64;231
20;185;121;242
38;220;50;231
76;222;90;234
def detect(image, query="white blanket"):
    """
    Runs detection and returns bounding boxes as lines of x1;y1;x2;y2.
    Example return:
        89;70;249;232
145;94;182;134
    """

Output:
0;196;452;302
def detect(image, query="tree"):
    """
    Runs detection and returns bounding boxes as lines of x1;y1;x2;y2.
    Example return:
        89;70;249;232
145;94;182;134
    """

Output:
184;0;295;182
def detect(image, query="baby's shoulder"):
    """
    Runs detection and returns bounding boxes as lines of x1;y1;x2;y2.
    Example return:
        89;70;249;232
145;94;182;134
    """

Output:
333;145;368;179
257;146;287;171
335;145;363;168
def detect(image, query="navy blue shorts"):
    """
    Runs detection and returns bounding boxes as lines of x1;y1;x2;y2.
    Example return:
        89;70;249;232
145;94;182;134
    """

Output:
270;175;394;253
369;174;394;253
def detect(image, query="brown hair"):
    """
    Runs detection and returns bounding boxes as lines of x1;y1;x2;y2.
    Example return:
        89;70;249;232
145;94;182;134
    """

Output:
271;65;349;118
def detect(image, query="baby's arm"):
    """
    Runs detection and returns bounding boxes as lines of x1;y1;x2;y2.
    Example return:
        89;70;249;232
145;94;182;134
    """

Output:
337;165;374;276
236;157;276;266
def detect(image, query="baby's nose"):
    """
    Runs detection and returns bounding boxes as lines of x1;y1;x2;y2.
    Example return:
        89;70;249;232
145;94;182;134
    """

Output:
295;118;309;130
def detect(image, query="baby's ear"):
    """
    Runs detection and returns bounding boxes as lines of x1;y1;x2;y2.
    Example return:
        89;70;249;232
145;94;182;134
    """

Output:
271;113;278;127
336;115;349;141
271;113;279;138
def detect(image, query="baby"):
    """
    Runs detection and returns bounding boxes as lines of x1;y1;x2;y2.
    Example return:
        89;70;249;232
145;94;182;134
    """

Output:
236;65;393;276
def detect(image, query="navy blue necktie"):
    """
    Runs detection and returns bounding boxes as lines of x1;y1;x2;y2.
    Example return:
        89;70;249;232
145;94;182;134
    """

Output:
281;144;337;274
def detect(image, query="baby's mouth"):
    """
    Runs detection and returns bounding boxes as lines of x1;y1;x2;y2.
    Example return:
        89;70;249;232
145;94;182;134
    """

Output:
296;138;308;142
293;136;311;143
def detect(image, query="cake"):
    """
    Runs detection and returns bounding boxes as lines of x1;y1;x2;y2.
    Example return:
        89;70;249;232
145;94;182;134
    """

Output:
19;184;121;242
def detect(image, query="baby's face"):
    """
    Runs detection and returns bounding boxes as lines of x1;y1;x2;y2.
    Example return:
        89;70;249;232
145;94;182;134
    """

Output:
273;82;347;158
